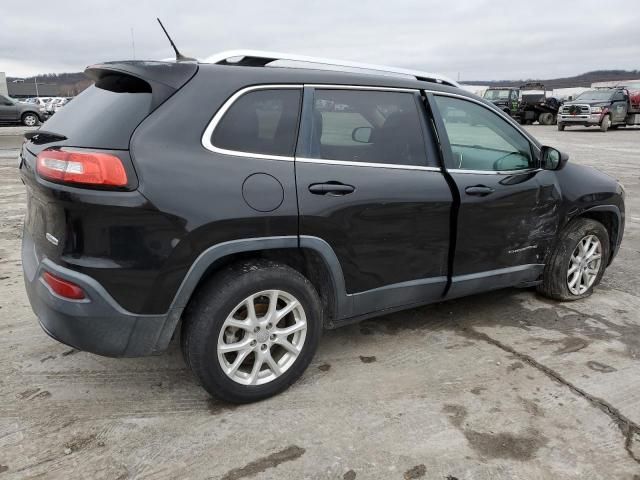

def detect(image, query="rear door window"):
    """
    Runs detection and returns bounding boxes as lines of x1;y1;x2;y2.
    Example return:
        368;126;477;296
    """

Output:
211;89;302;157
309;89;428;167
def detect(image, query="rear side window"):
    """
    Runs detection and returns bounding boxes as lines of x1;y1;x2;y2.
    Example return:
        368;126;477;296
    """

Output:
41;75;152;150
211;89;301;157
310;89;427;166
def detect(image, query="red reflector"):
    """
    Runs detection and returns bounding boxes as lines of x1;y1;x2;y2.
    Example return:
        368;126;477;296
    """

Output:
36;149;127;187
42;271;86;300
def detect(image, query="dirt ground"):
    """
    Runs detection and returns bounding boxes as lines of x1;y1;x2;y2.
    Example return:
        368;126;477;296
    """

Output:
1;125;639;479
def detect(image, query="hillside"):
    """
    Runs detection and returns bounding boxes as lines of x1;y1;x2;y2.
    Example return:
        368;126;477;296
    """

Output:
466;70;640;89
7;72;91;96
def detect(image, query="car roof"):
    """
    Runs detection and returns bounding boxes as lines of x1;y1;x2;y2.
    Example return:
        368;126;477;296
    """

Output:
197;62;468;97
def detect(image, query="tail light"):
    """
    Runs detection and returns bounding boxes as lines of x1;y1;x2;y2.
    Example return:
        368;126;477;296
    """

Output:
42;271;86;300
36;149;127;187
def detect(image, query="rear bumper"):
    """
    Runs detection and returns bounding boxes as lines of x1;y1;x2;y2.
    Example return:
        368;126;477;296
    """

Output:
22;228;182;357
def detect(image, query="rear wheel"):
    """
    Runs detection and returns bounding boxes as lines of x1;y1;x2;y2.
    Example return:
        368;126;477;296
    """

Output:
600;115;611;132
538;112;554;125
21;112;39;127
181;260;322;403
537;218;609;301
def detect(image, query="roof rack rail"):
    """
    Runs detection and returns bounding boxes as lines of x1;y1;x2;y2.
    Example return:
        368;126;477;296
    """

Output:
203;50;460;88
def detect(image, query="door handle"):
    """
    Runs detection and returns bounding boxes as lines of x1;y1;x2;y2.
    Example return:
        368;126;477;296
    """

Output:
465;185;495;196
308;182;355;196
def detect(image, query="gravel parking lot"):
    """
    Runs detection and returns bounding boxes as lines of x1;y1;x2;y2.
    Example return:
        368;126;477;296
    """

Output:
1;125;639;479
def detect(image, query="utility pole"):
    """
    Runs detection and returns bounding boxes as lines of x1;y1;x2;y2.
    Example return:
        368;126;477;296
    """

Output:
34;77;39;97
131;28;136;59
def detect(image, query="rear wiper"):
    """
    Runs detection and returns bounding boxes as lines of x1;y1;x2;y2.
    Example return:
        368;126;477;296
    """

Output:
24;130;68;144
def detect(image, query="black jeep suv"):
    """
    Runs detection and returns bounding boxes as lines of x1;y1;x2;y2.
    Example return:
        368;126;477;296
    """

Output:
20;52;625;403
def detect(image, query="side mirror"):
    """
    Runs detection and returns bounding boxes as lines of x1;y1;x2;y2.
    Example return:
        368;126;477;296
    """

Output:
541;146;569;170
352;126;373;143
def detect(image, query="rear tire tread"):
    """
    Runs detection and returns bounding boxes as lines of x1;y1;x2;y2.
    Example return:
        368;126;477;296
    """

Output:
181;260;322;403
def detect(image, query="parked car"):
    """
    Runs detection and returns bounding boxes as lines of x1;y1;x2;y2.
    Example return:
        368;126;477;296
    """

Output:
52;97;71;113
558;87;640;131
20;52;625;403
0;94;47;126
45;97;70;115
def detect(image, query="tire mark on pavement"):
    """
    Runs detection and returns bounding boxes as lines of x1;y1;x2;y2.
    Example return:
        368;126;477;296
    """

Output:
218;445;305;480
458;325;640;464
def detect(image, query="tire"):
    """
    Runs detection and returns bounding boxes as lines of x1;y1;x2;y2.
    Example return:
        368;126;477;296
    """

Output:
557;122;565;131
600;115;611;132
21;112;39;127
537;218;609;301
181;260;323;403
538;112;554;125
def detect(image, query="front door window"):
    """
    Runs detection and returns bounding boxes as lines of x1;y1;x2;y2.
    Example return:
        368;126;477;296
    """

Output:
434;95;534;172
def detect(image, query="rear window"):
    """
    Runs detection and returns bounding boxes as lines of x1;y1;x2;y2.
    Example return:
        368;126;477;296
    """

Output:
42;75;152;150
211;88;301;157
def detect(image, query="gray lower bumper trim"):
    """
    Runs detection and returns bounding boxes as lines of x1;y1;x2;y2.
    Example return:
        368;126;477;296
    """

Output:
22;229;181;357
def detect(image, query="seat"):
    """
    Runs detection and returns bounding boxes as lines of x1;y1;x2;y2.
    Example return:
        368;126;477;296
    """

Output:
369;111;424;165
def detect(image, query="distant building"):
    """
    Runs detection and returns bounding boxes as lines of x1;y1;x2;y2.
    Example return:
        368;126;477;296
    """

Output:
552;87;590;102
0;72;7;96
591;79;640;89
460;84;489;96
7;81;58;99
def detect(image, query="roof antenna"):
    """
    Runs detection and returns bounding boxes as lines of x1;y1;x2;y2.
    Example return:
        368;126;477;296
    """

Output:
156;18;196;62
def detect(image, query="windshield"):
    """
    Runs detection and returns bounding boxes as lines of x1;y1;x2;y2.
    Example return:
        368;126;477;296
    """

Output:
483;90;511;101
575;90;613;102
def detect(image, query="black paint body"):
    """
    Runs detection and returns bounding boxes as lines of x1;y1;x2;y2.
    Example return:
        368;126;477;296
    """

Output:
20;60;625;356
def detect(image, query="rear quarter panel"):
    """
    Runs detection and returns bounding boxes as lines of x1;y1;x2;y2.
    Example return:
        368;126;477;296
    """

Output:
129;67;298;314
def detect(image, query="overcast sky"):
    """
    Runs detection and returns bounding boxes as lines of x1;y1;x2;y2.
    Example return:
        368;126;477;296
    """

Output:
1;0;638;80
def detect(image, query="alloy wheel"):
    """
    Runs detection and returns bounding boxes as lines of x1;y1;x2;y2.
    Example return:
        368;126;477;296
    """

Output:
217;289;307;385
24;115;37;126
567;234;602;295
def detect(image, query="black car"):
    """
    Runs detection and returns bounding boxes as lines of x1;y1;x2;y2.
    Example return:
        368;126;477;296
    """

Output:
20;52;625;403
0;94;47;126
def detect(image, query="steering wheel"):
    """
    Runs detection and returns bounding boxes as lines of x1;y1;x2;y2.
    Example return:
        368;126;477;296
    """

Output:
493;152;524;171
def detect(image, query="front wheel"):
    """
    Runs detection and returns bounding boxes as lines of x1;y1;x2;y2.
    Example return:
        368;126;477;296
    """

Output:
21;112;39;127
181;260;323;403
557;122;565;131
537;218;609;301
600;115;611;132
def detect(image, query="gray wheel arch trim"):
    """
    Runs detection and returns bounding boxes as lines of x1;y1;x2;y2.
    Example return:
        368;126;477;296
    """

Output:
578;204;624;263
166;235;350;315
154;235;350;350
169;236;299;310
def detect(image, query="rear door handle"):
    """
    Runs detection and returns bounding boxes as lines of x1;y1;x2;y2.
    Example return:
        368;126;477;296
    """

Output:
308;182;355;196
465;185;495;196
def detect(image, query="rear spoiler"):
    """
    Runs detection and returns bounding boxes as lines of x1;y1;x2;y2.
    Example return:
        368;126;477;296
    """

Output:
85;61;198;109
